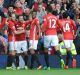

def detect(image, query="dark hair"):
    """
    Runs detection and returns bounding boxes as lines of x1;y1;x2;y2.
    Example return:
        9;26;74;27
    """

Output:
46;5;52;13
62;12;68;18
17;15;23;19
52;10;58;16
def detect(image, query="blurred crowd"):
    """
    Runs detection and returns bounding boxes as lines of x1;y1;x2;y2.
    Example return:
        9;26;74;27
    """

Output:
0;0;80;54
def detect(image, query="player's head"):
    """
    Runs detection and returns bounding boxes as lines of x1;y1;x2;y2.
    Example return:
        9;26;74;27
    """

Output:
32;10;37;19
46;5;52;13
18;15;24;23
62;12;69;19
11;13;16;21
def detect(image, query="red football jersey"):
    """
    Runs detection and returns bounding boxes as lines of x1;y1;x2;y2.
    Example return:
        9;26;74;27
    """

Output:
42;13;58;35
8;20;17;42
29;17;40;40
15;21;30;41
57;19;77;40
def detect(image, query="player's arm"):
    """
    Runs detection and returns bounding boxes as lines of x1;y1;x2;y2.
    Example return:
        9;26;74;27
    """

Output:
25;20;32;27
72;20;77;34
8;21;25;34
57;20;62;33
36;21;41;38
12;26;25;35
14;30;25;34
41;18;47;34
72;20;77;39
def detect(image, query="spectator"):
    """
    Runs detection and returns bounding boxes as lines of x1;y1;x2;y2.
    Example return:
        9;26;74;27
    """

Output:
36;4;46;24
20;0;29;9
26;0;34;8
14;1;24;16
23;7;31;21
50;2;56;11
32;0;47;11
74;19;80;54
0;0;7;12
8;6;15;17
55;3;61;18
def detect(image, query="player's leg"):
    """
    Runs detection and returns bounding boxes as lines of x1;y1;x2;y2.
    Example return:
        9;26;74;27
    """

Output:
54;46;65;68
30;49;42;69
64;40;76;69
43;36;50;70
29;40;42;70
15;53;19;69
6;42;16;70
15;41;21;69
51;35;65;68
64;40;72;69
21;41;28;69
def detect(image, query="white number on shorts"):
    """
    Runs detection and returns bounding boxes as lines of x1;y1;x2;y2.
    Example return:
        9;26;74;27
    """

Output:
63;23;70;32
49;19;56;28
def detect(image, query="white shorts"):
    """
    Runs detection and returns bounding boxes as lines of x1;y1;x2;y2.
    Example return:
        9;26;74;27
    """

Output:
16;41;28;53
44;35;59;48
64;40;73;48
29;40;38;50
8;41;17;51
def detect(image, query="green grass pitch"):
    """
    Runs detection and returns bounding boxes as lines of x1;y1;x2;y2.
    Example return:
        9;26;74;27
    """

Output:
0;68;80;75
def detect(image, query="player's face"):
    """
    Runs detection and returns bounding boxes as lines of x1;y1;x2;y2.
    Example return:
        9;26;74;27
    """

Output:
11;14;16;21
19;16;24;23
32;12;36;19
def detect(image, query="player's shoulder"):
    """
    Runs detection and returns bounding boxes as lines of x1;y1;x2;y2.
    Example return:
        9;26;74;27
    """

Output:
7;20;14;25
31;17;39;24
67;19;75;24
34;17;39;22
52;14;58;20
70;19;75;22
